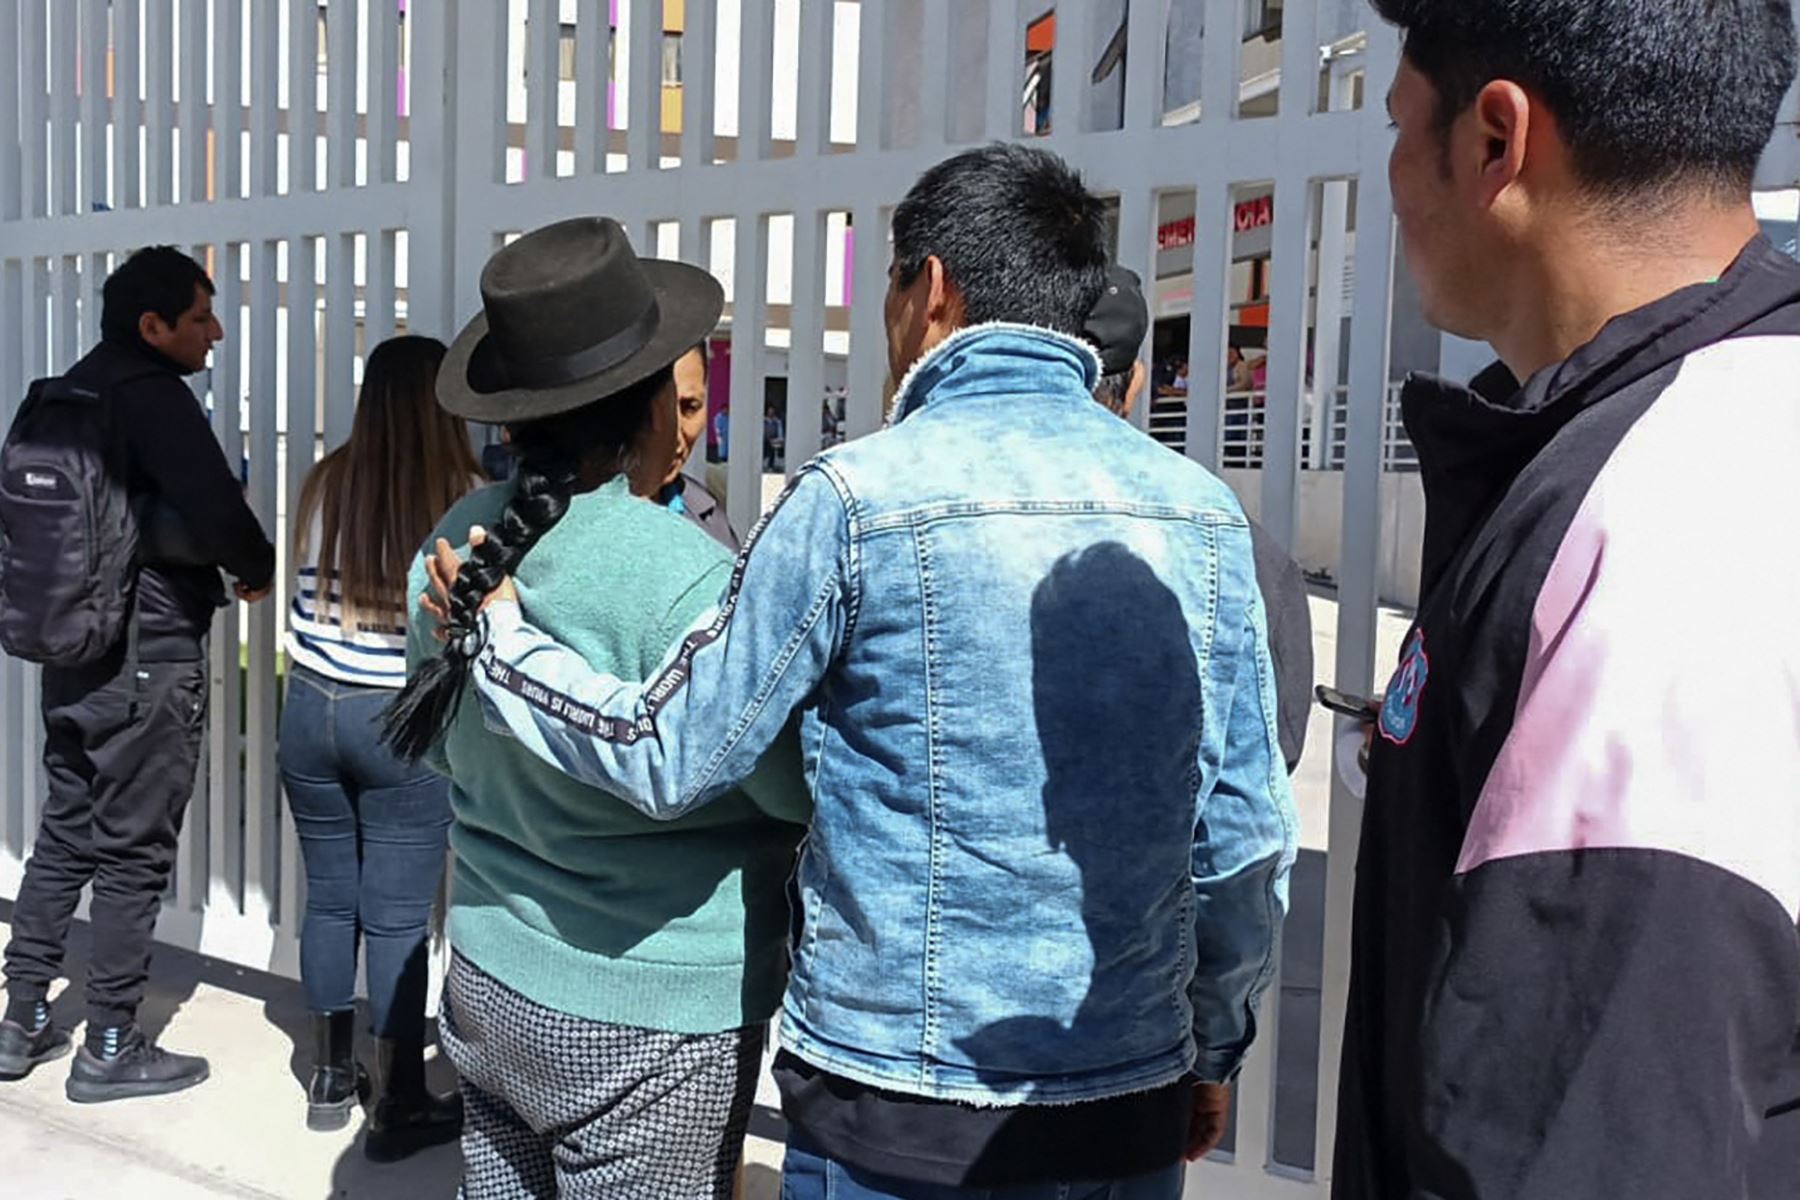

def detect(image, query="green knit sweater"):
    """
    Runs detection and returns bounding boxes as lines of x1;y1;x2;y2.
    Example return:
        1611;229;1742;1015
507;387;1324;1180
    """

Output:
407;476;810;1034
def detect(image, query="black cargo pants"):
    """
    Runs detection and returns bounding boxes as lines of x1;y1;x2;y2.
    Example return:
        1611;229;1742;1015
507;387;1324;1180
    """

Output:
2;649;207;1028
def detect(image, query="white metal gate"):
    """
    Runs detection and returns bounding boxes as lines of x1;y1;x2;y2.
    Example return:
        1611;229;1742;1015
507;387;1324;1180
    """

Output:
2;3;1797;1195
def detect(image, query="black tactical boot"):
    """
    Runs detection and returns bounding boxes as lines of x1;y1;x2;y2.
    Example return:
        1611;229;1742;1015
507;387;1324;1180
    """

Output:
307;1010;371;1131
363;1037;462;1163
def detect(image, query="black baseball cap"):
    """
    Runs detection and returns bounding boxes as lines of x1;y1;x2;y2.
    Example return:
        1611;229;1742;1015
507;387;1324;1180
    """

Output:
1082;266;1149;376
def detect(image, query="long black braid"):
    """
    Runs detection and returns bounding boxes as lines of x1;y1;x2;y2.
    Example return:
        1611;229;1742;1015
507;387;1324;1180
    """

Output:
380;364;671;762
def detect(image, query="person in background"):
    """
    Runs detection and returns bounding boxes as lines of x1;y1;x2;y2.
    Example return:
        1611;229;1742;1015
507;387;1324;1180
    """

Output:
645;344;736;551
0;247;274;1102
1156;356;1190;399
386;218;809;1199
1340;2;1800;1196
710;405;730;463
429;144;1294;1200
1086;266;1313;772
278;335;476;1159
1226;345;1255;393
762;403;786;472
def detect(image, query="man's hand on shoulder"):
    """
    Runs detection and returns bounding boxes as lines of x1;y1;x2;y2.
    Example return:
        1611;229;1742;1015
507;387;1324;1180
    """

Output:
234;580;271;603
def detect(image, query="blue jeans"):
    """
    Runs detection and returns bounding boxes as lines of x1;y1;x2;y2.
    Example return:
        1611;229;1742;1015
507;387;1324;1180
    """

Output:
779;1142;1186;1200
277;665;452;1040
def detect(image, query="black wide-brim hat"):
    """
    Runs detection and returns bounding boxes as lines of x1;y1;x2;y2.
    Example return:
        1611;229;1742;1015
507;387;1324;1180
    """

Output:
439;216;725;424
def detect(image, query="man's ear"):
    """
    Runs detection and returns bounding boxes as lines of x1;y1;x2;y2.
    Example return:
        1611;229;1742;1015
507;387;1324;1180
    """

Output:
1469;79;1531;207
925;256;965;329
137;311;171;346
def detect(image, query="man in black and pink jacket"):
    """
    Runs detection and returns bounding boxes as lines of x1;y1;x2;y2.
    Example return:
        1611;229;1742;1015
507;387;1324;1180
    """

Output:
1339;2;1800;1197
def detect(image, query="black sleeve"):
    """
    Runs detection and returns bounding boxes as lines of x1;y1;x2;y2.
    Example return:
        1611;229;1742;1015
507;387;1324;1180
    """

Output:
1416;853;1800;1200
122;375;275;589
1247;520;1313;773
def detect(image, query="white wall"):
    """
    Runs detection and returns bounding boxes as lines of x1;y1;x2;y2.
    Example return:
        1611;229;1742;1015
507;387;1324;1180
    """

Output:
1223;468;1426;609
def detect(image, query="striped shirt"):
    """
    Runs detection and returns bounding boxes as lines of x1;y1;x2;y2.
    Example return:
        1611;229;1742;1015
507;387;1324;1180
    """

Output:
285;512;411;688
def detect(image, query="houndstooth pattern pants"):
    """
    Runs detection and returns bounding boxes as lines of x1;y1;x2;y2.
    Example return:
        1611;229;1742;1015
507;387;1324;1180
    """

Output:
439;952;764;1200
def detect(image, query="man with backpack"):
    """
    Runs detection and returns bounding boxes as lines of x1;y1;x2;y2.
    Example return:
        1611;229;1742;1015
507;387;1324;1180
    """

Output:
0;246;274;1102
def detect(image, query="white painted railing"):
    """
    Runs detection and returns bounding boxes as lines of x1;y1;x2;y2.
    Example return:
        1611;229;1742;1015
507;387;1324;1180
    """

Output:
1146;384;1417;472
3;3;1797;1196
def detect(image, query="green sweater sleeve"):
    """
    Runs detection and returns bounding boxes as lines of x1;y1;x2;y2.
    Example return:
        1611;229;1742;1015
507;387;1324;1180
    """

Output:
653;560;814;828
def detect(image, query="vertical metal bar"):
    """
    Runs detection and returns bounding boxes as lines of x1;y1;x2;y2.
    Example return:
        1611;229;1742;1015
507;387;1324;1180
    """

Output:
785;207;827;474
243;238;280;921
915;0;950;149
1113;181;1157;433
1200;0;1239;122
50;0;76;214
845;200;888;440
528;0;560;179
854;0;885;154
324;232;356;450
793;0;831;158
81;0;108;212
726;211;767;527
368;227;397;346
626;0;660;171
1122;0;1167;132
114;0;141;210
1233;963;1283;1174
1258;178;1316;552
216;0;243;203
80;250;104;358
1048;0;1093;142
251;0;280;196
576;0;612;174
984;0;1022;142
22;0;48;218
369;0;400;184
1311;177;1352;471
1183;174;1230;471
2;0;25;225
0;257;21;864
677;0;713;168
1317;27;1403;1181
328;0;359;189
180;0;209;204
20;259;51;848
280;229;318;939
145;0;174;206
290;0;319;193
736;0;771;162
208;241;246;914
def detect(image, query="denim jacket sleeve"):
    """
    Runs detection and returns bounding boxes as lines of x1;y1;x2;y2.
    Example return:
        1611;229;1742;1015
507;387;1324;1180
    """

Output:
1189;606;1298;1083
470;466;855;821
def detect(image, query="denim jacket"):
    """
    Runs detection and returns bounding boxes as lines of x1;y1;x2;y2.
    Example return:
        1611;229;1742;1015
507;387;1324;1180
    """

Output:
473;323;1297;1105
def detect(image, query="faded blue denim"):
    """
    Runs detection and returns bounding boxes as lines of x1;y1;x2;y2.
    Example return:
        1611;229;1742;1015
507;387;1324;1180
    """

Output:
472;323;1297;1105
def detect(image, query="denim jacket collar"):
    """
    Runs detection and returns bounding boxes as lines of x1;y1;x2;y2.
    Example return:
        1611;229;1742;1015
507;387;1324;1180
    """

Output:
888;321;1103;427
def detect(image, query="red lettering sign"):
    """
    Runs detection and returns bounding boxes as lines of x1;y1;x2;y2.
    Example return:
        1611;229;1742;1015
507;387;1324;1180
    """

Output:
1234;195;1273;232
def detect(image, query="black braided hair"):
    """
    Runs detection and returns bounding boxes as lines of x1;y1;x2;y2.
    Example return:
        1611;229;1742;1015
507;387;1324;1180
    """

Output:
380;363;673;762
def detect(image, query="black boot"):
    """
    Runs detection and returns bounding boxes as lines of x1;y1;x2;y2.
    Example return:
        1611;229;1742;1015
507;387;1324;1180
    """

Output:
363;1037;462;1163
0;999;71;1082
307;1010;370;1132
66;1023;209;1104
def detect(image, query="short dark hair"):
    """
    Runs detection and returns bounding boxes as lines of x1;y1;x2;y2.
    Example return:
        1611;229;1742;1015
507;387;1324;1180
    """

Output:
1094;371;1131;414
891;143;1109;334
101;246;215;345
1374;0;1798;196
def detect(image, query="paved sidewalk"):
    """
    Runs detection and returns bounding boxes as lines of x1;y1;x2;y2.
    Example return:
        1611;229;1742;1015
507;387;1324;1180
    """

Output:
0;913;786;1199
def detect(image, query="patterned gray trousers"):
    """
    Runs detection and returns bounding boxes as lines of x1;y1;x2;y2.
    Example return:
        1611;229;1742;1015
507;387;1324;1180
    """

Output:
439;952;764;1199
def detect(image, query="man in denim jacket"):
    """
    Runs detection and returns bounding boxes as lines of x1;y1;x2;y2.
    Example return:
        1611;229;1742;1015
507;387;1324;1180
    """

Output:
450;144;1296;1198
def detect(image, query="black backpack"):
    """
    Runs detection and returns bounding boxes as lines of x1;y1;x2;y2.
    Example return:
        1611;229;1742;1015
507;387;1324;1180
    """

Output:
0;375;142;666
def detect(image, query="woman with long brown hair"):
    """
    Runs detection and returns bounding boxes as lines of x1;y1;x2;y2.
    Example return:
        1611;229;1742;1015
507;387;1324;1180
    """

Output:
277;334;477;1159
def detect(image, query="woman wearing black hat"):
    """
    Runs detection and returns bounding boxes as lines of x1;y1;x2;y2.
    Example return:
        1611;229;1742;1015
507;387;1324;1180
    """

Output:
384;218;810;1199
